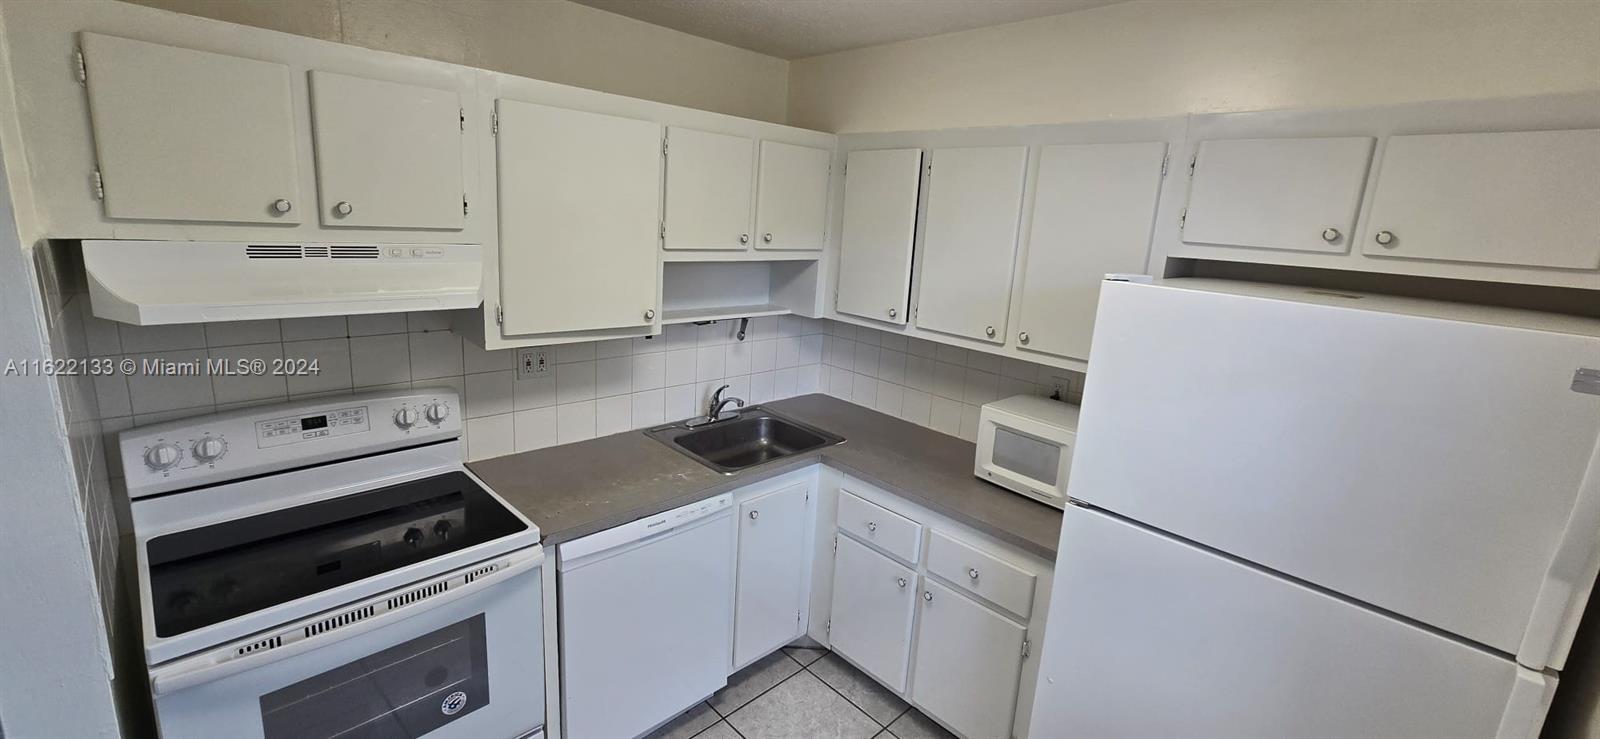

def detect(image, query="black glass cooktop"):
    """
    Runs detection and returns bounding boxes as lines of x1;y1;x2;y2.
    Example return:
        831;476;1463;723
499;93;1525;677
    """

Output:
147;471;526;638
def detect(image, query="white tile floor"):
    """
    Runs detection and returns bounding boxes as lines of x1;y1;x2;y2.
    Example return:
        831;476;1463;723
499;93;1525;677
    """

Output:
646;648;956;739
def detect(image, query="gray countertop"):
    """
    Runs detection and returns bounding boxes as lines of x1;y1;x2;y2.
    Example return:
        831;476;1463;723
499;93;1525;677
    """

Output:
468;394;1064;560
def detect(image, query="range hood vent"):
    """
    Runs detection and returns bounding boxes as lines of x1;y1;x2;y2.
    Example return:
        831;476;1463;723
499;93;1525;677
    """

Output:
83;240;483;325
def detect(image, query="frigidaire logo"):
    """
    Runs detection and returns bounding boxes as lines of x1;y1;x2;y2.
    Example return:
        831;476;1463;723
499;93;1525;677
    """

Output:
441;691;468;716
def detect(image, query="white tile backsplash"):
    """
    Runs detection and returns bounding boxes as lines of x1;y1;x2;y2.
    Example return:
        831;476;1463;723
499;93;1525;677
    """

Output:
408;331;464;380
822;320;1082;442
595;356;632;398
209;342;288;405
595;395;632;436
556;400;597;444
72;302;829;468
349;334;412;387
347;312;409;337
282;316;348;341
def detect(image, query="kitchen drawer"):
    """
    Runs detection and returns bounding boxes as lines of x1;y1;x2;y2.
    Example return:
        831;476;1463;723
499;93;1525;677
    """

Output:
838;490;922;565
925;530;1035;619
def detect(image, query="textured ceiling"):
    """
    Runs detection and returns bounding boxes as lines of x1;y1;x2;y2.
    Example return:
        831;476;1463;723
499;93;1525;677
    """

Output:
570;0;1125;59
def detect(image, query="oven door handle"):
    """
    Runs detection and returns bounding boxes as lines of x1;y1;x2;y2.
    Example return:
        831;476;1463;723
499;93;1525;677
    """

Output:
150;546;543;697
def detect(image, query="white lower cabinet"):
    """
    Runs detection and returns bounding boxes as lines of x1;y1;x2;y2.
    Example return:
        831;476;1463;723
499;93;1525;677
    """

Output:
829;533;919;692
911;579;1028;739
825;478;1051;739
733;482;812;669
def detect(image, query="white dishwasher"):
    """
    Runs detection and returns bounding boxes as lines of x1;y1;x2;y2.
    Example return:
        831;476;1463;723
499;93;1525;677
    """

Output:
558;494;735;739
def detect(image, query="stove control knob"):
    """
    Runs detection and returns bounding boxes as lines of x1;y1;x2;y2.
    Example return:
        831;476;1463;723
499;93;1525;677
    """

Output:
404;527;425;548
144;442;181;471
192;436;227;463
394;407;419;429
424;402;449;425
433;519;453;540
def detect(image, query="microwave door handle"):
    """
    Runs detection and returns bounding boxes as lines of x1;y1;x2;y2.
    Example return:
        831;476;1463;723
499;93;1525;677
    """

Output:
149;548;541;697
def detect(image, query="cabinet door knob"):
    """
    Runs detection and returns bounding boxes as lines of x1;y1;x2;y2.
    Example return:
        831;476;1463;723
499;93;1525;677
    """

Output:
334;201;353;217
1374;230;1396;247
1321;227;1340;243
643;309;656;321
985;326;996;338
749;510;759;520
271;198;292;214
866;521;877;533
739;233;750;245
888;308;898;318
1018;332;1029;344
923;591;933;603
896;577;907;588
762;233;773;244
968;568;980;580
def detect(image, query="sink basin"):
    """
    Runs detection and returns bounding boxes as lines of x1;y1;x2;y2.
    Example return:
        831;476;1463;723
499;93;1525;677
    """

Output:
646;407;844;474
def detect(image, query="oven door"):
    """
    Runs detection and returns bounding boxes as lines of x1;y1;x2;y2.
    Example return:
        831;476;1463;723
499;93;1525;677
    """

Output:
150;548;544;739
975;407;1072;508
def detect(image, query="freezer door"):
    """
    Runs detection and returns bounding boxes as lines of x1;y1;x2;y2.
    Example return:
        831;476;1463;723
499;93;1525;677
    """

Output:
1072;279;1600;666
1030;505;1556;739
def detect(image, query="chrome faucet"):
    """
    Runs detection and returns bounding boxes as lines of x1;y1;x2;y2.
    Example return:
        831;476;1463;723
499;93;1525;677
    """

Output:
702;384;745;424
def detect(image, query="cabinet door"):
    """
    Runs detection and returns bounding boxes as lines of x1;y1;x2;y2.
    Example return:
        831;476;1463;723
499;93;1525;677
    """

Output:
1015;142;1167;361
1362;129;1600;270
1182;137;1374;253
829;534;918;692
915;146;1028;344
911;579;1026;739
733;483;811;668
79;33;301;224
664;127;754;250
308;71;464;230
495;100;660;335
755;141;830;251
835;149;922;325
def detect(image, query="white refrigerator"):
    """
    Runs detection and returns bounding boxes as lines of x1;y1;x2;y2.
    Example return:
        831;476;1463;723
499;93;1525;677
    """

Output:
1029;278;1600;739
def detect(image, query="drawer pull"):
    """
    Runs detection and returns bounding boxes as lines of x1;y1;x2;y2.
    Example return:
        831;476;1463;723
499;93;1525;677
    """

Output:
923;590;934;603
896;577;907;588
749;510;759;520
968;568;980;580
866;521;877;533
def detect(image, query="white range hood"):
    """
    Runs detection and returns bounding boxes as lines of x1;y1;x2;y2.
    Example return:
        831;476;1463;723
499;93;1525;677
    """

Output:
82;240;483;325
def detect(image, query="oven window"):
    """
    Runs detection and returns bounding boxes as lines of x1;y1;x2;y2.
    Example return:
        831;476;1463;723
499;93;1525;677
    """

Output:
260;614;489;739
146;471;526;637
992;427;1060;486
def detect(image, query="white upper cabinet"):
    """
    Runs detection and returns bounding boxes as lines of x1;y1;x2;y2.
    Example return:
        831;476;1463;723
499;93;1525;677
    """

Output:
495;100;661;336
1182;136;1374;254
835;149;923;325
79;33;302;225
915;146;1028;344
1361;129;1600;270
910;579;1028;739
733;483;811;669
755;141;830;251
1015;142;1167;361
664;127;755;251
308;71;464;230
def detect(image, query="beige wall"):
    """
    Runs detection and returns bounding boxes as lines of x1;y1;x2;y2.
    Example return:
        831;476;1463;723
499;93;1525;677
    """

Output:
788;0;1600;133
118;0;791;123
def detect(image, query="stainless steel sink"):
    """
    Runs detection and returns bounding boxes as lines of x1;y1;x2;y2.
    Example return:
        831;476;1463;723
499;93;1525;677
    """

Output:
645;407;844;474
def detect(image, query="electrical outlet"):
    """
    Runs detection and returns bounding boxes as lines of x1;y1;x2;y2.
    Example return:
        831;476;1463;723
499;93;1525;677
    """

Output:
517;348;549;380
1048;374;1074;400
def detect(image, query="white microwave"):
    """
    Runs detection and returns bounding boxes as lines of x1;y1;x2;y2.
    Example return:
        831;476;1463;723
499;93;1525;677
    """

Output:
975;394;1081;509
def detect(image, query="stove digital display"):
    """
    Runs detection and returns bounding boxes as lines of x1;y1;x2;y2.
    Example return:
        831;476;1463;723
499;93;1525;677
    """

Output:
300;415;328;431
